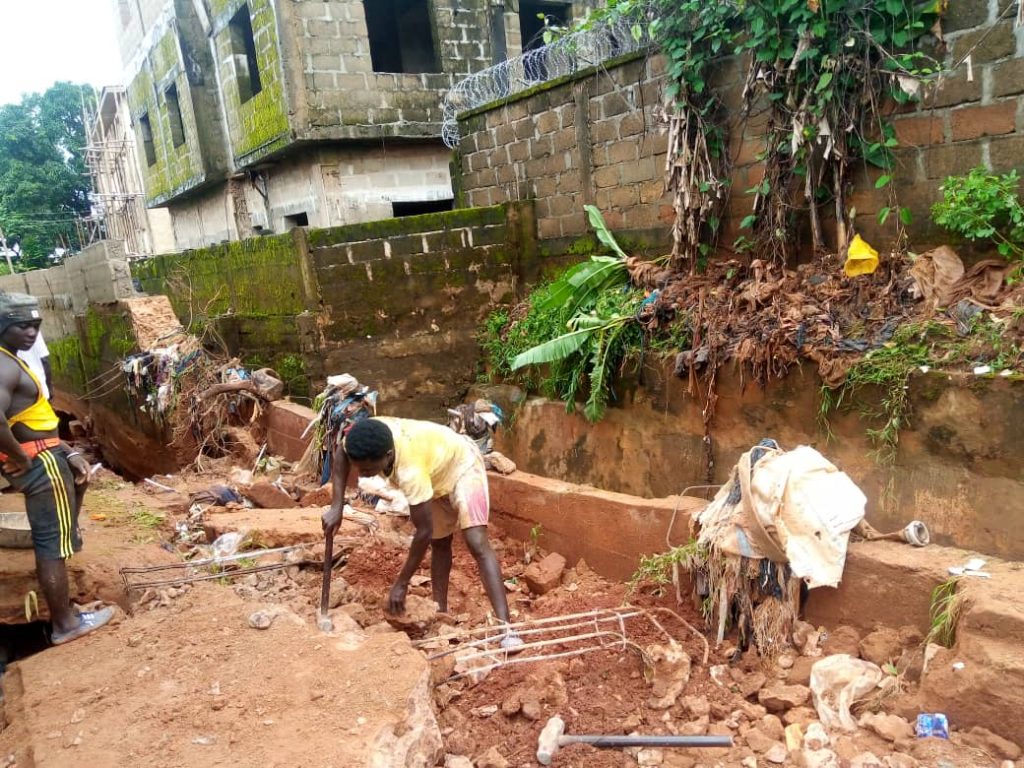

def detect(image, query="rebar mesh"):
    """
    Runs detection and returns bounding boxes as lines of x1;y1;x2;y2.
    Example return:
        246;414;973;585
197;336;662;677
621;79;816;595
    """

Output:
441;5;656;148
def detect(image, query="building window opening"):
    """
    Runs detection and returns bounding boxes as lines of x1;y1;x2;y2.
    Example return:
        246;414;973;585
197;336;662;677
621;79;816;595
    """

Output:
165;84;186;148
363;0;440;74
392;199;453;217
229;4;263;103
138;112;157;167
284;212;309;229
519;1;570;53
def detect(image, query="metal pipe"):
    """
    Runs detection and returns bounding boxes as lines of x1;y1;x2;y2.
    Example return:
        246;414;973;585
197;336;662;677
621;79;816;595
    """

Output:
562;735;732;748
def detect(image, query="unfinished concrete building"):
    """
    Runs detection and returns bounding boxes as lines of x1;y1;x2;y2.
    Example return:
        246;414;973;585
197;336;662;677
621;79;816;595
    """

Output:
112;0;594;250
83;86;175;259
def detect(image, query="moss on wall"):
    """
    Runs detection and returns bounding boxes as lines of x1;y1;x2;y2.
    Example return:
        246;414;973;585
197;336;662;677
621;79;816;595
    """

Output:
307;204;506;249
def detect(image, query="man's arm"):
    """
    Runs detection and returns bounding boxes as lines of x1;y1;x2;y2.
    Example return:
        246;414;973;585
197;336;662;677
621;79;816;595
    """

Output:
388;500;433;614
0;366;30;473
321;442;352;531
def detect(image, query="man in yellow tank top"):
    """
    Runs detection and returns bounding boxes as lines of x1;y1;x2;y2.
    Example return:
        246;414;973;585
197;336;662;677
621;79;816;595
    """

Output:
322;417;523;649
0;293;113;645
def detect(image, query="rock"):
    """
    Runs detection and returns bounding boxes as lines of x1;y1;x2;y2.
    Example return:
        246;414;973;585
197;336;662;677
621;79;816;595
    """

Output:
644;641;691;709
742;758;757;768
243;480;298;509
961;726;1022;760
733;670;767;699
248;610;275;630
793;621;822;656
369;664;443;768
476;746;510;768
365;621;399;634
522;552;567;595
760;714;785;741
680;695;710;719
383;594;436;638
859;628;903;667
69;708;85;724
500;692;521;717
850;752;885;768
637;747;664;766
662;755;696;768
804;722;830;751
338;601;370;627
678;716;709;736
787;655;817;687
300;482;333;507
803;748;841;768
757;682;811;712
520;694;542;721
444;756;474;768
744;728;778;753
860;712;914;743
783;707;818;727
885;755;918;768
822;625;861;658
764;743;788;764
777;654;795;670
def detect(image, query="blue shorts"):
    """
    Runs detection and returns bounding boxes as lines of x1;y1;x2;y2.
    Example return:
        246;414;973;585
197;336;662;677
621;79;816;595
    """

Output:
2;447;82;561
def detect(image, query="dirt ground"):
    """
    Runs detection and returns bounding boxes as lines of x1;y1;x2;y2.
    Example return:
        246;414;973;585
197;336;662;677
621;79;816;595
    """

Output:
1;465;1021;768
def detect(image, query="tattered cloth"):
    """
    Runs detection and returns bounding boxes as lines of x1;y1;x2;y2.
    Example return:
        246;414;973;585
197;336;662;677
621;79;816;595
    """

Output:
695;441;865;589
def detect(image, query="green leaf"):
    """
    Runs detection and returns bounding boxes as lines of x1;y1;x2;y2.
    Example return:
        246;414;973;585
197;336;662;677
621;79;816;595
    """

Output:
875;175;893;189
740;214;758;229
816;72;833;93
510;327;594;370
584;204;628;260
899;207;913;226
878;207;892;226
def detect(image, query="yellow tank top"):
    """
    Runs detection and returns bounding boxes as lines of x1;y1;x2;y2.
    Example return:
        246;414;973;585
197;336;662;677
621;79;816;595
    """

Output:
0;348;60;432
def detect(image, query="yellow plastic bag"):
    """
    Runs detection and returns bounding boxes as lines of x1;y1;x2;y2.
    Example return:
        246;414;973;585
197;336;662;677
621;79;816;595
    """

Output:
843;234;879;277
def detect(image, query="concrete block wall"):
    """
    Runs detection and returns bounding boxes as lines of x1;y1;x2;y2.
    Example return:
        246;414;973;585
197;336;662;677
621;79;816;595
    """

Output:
458;8;1024;254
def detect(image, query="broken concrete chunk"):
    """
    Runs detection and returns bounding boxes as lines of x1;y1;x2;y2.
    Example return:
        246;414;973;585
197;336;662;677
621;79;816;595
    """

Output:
960;726;1023;761
243;480;298;509
444;756;473;768
744;727;779;753
821;625;861;658
757;682;811;712
522;552;567;595
858;628;903;667
643;641;691;709
802;748;841;768
300;482;332;507
383;594;436;638
849;752;885;768
475;746;510;768
859;712;914;743
764;742;788;764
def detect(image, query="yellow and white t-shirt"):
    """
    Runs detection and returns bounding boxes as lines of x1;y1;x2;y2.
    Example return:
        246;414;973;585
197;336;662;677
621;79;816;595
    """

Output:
373;417;481;505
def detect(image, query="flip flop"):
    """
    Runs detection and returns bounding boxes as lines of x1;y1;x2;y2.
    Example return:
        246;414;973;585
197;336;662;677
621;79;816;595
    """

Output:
51;607;114;646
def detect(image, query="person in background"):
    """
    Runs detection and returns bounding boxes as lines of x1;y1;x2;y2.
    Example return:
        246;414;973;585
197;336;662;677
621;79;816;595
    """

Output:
19;329;52;401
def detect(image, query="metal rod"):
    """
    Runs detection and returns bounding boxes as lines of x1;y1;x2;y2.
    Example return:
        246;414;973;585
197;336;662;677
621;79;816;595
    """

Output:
562;735;733;748
413;607;639;646
122;561;301;591
433;629;626;663
119;545;306;574
444;641;635;682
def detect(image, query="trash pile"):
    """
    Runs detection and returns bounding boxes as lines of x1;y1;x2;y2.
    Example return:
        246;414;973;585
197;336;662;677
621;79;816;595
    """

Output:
298;373;378;485
446;398;517;474
122;335;203;421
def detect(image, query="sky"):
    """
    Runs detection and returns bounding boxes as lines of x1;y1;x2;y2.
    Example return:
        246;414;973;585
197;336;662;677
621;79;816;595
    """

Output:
0;1;122;107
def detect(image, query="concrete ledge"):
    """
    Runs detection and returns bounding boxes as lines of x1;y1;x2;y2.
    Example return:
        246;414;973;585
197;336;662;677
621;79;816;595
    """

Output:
488;471;705;581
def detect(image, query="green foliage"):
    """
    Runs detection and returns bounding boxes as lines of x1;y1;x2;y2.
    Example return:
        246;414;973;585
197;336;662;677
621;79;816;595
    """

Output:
932;167;1024;261
926;577;962;648
0;82;95;268
628;539;707;596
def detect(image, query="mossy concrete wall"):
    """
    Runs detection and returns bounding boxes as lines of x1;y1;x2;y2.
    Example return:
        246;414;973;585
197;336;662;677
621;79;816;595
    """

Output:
491;362;1024;561
131;200;540;415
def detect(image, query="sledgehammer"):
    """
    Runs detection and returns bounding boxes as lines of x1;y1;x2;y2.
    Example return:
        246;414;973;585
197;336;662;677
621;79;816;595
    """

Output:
536;716;733;766
318;524;337;632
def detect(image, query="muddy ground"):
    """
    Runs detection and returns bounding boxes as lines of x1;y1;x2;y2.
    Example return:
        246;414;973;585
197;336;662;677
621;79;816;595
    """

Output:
0;463;1021;768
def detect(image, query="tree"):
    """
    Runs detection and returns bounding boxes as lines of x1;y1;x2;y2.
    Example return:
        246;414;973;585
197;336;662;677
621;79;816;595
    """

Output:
0;82;95;270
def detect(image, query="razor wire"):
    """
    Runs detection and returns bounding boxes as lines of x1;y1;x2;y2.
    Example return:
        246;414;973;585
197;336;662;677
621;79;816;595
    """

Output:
441;5;657;148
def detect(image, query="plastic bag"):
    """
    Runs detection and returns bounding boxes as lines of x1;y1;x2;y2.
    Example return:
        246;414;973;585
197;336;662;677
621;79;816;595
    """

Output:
210;531;248;561
844;235;880;277
809;654;883;732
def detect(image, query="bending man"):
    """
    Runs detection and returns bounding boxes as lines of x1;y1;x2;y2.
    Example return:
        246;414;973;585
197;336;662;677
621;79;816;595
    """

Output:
0;294;112;644
322;417;521;649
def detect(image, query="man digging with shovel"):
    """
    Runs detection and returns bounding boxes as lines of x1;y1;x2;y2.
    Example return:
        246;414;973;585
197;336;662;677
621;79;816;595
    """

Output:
321;417;523;649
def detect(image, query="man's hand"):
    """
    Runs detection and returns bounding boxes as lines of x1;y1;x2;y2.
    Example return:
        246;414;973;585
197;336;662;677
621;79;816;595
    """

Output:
2;452;31;477
387;580;408;615
322;504;343;532
67;453;90;486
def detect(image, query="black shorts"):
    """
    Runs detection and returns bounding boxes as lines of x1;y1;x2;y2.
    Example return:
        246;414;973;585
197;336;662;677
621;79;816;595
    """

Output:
2;447;82;561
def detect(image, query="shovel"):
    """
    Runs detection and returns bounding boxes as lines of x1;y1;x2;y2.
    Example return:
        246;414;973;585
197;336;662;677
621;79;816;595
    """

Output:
318;524;337;632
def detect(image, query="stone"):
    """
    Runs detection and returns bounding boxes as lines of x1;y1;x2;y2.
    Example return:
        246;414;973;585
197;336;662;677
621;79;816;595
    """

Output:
644;641;691;709
243;480;298;509
248;610;275;630
520;694;542;721
522;552;567;595
850;752;885;768
733;670;767;699
444;756;473;768
804;722;830;751
764;743;788;764
885;755;918;768
383;594;436;638
338;601;370;627
793;621;822;656
783;707;818;727
744;728;778;753
803;748;841;768
678;716;709;736
757;683;811;712
500;692;521;717
822;625;861;658
859;628;903;667
860;712;915;743
662;755;696;768
960;726;1022;760
788;655;817;687
760;714;785;741
680;695;710;719
300;482;333;507
476;746;510;768
637;747;664;765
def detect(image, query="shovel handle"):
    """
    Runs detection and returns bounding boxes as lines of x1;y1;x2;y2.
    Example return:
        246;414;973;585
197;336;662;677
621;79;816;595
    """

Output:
319;524;337;616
